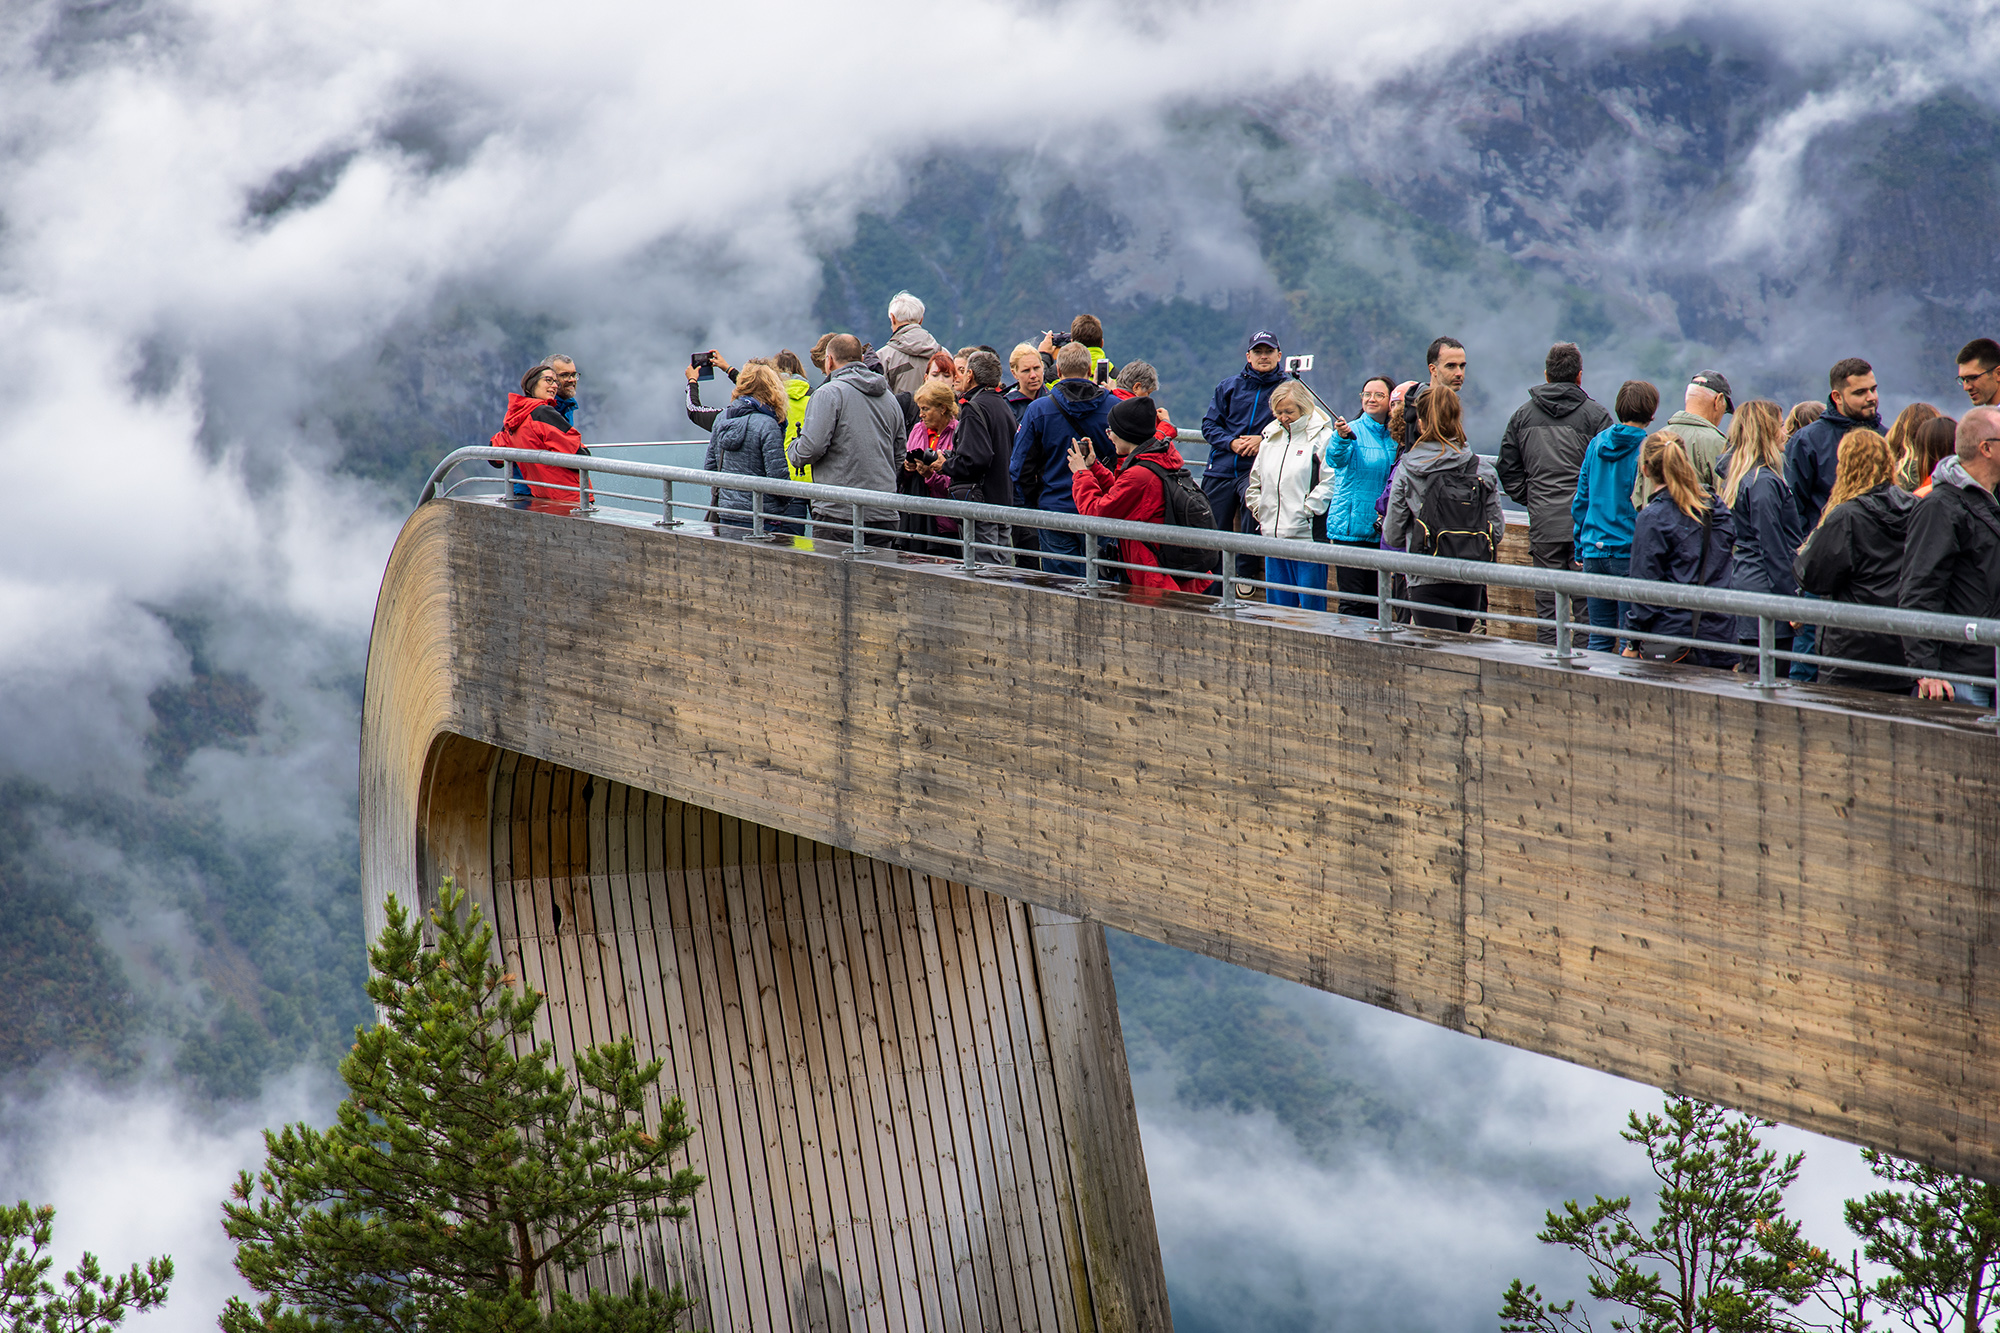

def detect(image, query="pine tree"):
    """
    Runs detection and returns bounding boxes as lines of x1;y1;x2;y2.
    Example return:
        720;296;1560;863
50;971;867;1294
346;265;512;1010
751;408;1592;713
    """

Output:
0;1202;171;1333
1845;1150;2000;1333
1500;1096;1837;1333
221;880;703;1333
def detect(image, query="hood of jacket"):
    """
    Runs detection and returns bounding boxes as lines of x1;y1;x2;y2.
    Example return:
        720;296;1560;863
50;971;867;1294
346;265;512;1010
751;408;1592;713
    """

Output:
1399;438;1481;476
885;323;941;359
1054;378;1109;420
1934;455;1995;496
503;392;550;431
1596;422;1648;461
724;397;779;422
1527;381;1593;419
1125;438;1188;471
830;363;891;397
786;376;810;405
1848;480;1917;529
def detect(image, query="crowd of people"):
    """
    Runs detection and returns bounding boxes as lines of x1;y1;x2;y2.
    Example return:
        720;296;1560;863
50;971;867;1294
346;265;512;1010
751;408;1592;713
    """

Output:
484;298;2000;709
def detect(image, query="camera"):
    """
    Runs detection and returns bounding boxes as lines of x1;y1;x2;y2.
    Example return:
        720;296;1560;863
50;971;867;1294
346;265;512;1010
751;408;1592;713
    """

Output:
690;351;715;381
906;448;940;467
1046;331;1072;350
1284;354;1314;374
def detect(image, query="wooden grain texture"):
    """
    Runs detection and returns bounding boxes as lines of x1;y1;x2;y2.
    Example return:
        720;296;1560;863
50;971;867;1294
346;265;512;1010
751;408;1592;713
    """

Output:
401;733;1162;1331
362;498;2000;1185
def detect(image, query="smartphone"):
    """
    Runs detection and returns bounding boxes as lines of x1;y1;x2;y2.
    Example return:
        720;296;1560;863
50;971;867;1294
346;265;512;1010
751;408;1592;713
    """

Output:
1093;359;1109;385
691;351;714;381
1284;354;1314;374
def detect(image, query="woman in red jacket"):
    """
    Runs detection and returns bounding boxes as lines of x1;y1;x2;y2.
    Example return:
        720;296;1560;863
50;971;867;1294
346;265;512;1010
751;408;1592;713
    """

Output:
1066;395;1205;592
491;365;590;505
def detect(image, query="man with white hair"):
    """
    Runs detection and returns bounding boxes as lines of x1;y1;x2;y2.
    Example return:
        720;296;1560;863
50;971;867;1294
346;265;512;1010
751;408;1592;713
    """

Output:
876;290;943;397
1633;370;1730;506
1901;405;2000;707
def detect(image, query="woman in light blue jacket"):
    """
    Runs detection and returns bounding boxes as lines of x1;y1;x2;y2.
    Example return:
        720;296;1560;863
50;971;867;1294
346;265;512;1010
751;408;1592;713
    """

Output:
1305;375;1398;616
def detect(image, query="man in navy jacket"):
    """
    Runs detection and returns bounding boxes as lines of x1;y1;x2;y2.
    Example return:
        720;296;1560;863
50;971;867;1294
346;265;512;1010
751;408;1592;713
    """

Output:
1784;355;1883;680
1202;331;1287;586
1011;342;1113;575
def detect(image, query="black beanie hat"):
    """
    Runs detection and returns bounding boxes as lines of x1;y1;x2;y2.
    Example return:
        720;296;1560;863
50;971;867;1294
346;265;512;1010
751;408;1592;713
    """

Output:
1107;395;1157;444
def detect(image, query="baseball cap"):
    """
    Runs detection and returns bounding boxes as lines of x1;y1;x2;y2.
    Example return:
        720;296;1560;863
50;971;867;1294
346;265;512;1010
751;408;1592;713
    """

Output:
1690;370;1732;411
1246;330;1281;351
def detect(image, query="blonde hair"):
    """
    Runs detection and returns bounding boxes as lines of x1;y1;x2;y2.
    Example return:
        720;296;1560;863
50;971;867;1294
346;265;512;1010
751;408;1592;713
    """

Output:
1641;432;1710;519
1782;400;1823;440
913;379;958;420
1271;380;1315;418
1885;401;1940;487
733;363;786;416
1719;400;1785;507
1819;429;1896;526
1416;385;1467;449
1009;343;1041;372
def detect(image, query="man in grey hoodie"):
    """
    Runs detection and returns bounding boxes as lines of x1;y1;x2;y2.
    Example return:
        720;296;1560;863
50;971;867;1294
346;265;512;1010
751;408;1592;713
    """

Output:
791;334;903;539
876;291;944;397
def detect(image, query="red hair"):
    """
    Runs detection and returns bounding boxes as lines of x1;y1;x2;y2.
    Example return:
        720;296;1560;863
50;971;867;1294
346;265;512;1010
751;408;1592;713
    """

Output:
926;351;957;378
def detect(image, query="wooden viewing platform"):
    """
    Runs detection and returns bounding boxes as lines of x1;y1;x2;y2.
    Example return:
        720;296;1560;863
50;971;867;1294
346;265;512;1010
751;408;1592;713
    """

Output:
363;496;2000;1333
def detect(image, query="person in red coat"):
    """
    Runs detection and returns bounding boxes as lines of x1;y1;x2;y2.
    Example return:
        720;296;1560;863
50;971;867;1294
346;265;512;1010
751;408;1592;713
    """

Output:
1066;395;1206;591
491;365;590;506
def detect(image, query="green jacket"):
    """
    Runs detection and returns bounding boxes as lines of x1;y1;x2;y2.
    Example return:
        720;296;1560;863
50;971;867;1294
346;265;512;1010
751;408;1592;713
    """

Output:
1634;408;1727;507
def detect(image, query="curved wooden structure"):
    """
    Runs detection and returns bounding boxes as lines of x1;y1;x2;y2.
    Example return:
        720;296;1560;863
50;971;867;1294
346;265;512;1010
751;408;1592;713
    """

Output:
365;496;2000;1325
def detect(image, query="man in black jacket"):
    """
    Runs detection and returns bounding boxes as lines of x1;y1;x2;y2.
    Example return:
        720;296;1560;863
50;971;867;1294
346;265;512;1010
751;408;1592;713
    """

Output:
1785;356;1884;681
949;350;1017;559
1901;407;2000;707
1497;342;1613;644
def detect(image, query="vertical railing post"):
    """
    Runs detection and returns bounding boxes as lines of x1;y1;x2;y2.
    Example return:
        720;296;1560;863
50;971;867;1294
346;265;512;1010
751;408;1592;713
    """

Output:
1988;642;2000;727
572;468;596;516
1552;591;1575;662
1218;544;1238;609
962;516;977;572
1376;564;1393;633
850;504;865;555
752;488;765;536
1757;616;1776;688
654;477;680;527
1084;530;1099;589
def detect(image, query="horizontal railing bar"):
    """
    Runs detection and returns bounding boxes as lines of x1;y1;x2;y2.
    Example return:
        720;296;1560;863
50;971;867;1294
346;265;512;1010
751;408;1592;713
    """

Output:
423;445;2000;651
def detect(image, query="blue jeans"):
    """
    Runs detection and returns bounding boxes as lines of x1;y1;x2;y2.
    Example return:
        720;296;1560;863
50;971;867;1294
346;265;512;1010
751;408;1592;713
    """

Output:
1581;554;1630;653
1037;526;1085;578
1265;557;1328;611
1790;595;1820;682
1942;682;1996;708
1201;468;1262;581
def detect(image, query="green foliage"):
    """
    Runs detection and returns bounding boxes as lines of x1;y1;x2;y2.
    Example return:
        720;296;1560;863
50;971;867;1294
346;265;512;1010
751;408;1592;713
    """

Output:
1500;1096;1835;1333
0;1201;172;1333
221;880;703;1333
1845;1150;2000;1333
0;863;137;1077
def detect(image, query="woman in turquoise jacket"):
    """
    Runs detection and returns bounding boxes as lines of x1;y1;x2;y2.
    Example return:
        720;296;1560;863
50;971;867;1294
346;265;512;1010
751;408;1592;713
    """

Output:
1570;380;1659;652
1304;375;1398;616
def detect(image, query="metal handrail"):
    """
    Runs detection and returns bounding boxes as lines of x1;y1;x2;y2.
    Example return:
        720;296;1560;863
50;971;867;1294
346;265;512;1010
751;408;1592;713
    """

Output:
422;445;2000;714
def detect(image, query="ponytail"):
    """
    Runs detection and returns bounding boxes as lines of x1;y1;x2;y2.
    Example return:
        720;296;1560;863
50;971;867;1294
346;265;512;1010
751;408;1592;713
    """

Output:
1641;432;1709;520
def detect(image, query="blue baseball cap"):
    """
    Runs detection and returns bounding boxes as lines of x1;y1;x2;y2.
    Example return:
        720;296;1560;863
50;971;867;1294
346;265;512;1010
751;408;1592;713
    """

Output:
1246;330;1281;351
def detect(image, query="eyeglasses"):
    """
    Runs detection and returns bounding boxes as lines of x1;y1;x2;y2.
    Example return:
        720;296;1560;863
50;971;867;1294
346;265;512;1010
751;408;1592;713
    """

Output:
1960;367;1996;386
554;371;580;382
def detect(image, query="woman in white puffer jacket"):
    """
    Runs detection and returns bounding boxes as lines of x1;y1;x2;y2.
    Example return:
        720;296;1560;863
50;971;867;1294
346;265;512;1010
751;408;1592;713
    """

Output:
1244;379;1338;608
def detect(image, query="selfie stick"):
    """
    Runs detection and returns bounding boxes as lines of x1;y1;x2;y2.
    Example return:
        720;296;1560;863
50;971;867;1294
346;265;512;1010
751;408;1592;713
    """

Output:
1283;354;1341;423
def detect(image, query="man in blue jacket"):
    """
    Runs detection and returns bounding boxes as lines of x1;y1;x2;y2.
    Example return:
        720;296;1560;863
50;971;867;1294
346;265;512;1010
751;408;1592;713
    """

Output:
1202;331;1287;588
1784;355;1883;680
1011;342;1113;576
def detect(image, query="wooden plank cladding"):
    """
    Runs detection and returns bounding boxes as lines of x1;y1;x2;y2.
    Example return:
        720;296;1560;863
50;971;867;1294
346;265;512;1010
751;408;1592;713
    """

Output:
406;740;1167;1333
361;498;2000;1195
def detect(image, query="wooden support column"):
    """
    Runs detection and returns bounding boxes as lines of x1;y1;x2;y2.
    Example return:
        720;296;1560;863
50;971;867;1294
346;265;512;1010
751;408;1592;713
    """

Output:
404;741;1171;1332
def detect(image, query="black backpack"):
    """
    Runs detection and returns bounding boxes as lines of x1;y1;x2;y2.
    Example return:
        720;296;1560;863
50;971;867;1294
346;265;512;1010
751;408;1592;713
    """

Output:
1411;454;1496;562
1131;457;1223;576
